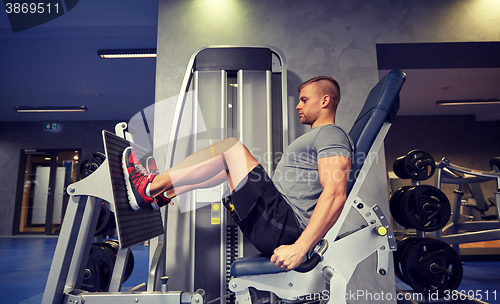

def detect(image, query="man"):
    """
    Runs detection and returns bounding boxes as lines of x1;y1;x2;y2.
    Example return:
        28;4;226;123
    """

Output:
122;76;354;271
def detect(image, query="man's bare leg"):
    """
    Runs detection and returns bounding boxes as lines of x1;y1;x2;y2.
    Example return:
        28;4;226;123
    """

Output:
163;170;227;199
150;138;260;198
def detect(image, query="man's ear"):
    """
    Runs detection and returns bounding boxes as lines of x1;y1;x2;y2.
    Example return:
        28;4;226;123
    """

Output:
321;95;331;108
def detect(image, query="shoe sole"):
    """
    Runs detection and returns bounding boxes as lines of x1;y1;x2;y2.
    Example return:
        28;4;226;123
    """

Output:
122;147;141;211
151;201;160;210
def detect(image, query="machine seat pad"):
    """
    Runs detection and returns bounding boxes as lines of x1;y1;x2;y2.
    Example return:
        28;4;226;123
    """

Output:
230;254;286;277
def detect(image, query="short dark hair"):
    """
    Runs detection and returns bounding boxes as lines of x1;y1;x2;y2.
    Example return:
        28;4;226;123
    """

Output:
298;76;341;105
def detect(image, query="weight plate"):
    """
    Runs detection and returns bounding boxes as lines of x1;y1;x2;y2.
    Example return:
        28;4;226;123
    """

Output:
402;238;463;294
81;243;116;292
79;152;106;179
390;186;413;228
102;240;135;282
92;152;106;165
394;237;417;284
103;210;116;235
94;204;112;236
79;159;99;179
400;238;425;286
393;156;408;179
402;185;451;232
393;150;435;181
81;255;101;292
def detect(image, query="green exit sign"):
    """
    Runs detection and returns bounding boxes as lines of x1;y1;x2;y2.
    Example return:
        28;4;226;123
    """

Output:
43;122;58;130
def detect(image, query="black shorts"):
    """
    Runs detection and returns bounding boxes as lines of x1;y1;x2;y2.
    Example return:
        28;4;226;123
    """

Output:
231;165;302;257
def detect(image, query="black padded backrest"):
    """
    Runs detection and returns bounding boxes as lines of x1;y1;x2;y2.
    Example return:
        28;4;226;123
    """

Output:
347;70;406;193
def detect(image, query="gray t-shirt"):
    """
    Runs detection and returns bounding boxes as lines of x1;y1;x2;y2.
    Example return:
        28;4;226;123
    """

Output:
272;124;354;230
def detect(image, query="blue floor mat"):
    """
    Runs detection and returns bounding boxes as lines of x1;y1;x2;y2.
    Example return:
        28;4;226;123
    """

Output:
1;237;499;304
0;238;149;304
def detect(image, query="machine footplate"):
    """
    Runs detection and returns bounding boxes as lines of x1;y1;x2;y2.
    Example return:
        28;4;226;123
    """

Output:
103;130;164;248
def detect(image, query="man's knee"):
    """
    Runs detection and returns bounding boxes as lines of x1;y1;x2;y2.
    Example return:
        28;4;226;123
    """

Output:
216;137;242;154
223;137;240;147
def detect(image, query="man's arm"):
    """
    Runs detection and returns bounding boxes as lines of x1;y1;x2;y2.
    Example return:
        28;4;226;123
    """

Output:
270;155;351;270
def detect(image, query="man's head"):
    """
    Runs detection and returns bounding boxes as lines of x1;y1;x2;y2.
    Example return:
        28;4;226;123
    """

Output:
296;76;341;127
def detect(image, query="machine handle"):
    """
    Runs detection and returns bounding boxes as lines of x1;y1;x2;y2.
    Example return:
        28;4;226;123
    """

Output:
293;239;328;273
294;254;321;273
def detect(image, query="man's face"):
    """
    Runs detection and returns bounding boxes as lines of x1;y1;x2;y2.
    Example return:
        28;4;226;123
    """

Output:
296;83;322;126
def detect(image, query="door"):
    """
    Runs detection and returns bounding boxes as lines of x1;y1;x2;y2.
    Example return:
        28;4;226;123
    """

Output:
13;149;80;235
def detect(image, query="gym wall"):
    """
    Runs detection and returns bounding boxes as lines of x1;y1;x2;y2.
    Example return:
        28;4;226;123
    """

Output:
386;115;500;174
0;120;120;236
155;0;500;302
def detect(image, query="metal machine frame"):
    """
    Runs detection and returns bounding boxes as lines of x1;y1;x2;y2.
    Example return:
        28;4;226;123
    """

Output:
434;158;500;250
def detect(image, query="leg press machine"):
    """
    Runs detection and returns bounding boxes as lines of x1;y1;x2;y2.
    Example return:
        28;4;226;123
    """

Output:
41;46;406;304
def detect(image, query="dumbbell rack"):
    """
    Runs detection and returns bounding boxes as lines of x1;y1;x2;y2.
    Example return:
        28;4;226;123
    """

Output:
390;150;500;304
42;125;205;304
391;150;451;236
390;150;464;300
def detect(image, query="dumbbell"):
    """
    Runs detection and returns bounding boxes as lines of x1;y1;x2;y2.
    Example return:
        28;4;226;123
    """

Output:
393;149;435;181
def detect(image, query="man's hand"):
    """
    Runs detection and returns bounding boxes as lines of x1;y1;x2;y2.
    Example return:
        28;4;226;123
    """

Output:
270;244;307;271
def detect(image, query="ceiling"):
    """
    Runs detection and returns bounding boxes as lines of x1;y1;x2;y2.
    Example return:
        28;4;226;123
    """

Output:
1;2;499;123
379;68;500;121
377;42;500;122
0;1;159;122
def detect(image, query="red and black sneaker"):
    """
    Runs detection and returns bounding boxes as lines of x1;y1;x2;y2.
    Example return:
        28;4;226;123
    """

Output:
146;156;172;210
121;147;155;210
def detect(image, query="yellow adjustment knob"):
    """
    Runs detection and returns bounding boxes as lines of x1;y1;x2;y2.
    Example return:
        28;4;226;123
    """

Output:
375;226;388;236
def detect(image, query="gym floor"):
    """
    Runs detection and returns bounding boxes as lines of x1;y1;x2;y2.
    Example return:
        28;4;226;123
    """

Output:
0;237;150;304
1;237;499;304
